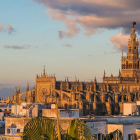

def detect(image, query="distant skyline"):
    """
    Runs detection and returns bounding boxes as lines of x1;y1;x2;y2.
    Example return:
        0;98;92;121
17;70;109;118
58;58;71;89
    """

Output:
1;0;140;97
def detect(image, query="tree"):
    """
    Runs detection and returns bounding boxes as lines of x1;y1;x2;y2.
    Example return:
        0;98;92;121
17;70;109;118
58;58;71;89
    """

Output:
22;117;96;140
102;129;122;140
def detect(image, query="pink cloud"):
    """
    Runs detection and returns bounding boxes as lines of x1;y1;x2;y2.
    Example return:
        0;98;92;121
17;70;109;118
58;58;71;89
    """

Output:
4;45;28;49
0;23;15;33
0;23;4;31
34;0;140;38
110;33;130;51
62;43;72;47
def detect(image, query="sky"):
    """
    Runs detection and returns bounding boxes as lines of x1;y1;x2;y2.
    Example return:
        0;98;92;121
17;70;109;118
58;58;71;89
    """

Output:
1;0;140;97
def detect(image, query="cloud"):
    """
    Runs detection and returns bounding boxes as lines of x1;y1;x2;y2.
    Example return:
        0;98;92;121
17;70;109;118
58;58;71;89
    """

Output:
110;33;130;52
0;23;4;30
28;2;31;5
34;0;140;38
62;43;72;47
4;45;29;49
0;23;15;33
6;24;15;34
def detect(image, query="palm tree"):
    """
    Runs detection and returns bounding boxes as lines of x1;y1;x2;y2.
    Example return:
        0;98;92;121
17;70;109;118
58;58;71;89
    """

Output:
22;117;56;140
22;117;96;140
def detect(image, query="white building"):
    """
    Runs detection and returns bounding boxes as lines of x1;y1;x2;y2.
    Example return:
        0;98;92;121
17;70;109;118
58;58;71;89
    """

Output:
11;102;47;117
95;115;140;140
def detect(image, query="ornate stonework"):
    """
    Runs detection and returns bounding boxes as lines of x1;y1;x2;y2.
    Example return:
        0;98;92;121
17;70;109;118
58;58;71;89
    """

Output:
1;23;140;116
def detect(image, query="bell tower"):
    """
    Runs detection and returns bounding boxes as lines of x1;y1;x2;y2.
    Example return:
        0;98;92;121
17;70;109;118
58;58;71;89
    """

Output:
35;66;56;104
121;22;140;78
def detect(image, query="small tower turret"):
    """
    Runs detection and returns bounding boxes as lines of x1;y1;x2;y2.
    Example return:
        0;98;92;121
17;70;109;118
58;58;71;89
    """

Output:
26;82;29;91
43;65;45;77
15;87;17;93
94;77;97;83
18;86;20;94
75;76;77;82
103;70;105;78
119;69;121;77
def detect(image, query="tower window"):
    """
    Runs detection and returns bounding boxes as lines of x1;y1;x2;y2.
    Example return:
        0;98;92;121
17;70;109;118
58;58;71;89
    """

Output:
134;47;136;53
129;47;132;52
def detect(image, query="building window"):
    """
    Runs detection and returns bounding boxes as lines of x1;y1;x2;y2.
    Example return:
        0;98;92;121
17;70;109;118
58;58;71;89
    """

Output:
7;128;10;134
128;134;132;140
98;133;102;140
134;47;136;53
17;129;20;133
129;47;132;52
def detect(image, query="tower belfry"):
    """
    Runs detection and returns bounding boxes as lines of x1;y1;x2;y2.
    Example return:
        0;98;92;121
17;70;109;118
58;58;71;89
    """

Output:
121;22;140;78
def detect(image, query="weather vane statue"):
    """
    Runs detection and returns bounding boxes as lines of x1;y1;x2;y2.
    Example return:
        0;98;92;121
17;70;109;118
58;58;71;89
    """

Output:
132;21;136;27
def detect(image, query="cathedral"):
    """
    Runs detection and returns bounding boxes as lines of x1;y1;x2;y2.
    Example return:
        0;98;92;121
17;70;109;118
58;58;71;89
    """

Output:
2;23;140;116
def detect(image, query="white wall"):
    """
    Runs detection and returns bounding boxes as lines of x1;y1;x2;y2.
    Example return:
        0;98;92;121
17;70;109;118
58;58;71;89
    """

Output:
123;103;136;115
42;109;79;118
123;125;140;140
86;121;107;135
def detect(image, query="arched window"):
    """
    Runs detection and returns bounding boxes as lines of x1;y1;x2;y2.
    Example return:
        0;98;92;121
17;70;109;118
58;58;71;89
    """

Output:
134;47;136;53
129;47;132;52
126;61;128;69
64;103;68;109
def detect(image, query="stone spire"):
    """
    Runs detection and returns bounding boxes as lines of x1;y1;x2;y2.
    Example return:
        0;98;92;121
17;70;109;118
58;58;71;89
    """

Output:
119;69;121;77
15;87;17;93
94;77;97;83
103;70;105;78
75;76;77;82
26;82;29;91
43;65;45;77
18;86;20;94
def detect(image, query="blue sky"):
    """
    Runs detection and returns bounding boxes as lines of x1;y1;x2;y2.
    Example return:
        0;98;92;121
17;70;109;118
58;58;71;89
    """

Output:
0;0;140;97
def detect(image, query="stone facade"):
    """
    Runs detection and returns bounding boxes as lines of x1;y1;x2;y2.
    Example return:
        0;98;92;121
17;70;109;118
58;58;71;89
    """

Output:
1;23;140;116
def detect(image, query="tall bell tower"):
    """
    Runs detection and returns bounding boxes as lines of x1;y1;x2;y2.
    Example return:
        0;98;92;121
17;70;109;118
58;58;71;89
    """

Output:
121;22;140;78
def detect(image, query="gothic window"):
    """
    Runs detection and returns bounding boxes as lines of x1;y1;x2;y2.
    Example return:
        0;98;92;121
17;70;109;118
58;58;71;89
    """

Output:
126;61;128;69
129;47;132;52
17;129;20;133
64;103;68;109
134;47;136;53
7;129;10;134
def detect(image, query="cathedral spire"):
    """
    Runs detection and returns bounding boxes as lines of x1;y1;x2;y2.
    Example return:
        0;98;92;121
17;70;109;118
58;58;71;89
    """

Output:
75;76;77;82
18;86;20;94
43;65;45;77
103;70;105;78
26;82;29;91
119;69;121;77
94;77;97;83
